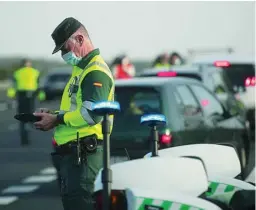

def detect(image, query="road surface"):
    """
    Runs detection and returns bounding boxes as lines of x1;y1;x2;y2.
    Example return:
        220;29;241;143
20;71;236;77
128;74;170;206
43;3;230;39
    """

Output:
0;98;254;210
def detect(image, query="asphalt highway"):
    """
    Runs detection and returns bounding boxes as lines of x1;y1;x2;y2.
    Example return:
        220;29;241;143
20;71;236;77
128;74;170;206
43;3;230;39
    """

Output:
0;97;254;210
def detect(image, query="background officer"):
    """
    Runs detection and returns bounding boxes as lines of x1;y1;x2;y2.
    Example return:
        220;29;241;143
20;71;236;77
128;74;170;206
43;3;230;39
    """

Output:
9;59;45;144
33;17;115;210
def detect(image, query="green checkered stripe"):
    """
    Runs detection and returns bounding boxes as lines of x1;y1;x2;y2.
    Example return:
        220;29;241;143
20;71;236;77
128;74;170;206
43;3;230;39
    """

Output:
206;181;240;196
136;197;204;210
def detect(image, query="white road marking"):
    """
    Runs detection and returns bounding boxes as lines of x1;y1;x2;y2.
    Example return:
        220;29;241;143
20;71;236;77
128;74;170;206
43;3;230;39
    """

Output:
0;196;18;205
2;185;39;194
40;167;57;175
246;167;255;183
22;175;57;184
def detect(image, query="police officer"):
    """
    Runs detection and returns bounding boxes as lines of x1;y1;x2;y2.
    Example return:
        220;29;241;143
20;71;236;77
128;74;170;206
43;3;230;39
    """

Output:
33;17;115;210
152;53;171;68
10;59;43;144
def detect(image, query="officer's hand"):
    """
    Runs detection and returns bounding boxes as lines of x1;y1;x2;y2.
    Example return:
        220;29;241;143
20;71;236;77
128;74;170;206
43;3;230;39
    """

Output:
35;108;51;113
33;113;58;131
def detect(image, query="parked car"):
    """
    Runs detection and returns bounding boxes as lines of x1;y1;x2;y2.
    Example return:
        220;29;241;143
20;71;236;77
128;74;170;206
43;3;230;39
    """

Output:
42;67;72;100
137;65;246;120
111;77;250;175
191;54;255;137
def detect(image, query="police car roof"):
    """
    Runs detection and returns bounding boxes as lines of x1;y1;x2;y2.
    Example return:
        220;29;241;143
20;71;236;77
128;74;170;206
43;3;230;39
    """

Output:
192;53;255;64
115;76;200;87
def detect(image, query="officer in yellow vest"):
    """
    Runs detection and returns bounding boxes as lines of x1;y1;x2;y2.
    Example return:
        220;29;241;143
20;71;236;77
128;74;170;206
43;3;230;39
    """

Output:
33;17;115;210
9;59;45;144
7;59;46;108
12;59;41;113
153;53;171;69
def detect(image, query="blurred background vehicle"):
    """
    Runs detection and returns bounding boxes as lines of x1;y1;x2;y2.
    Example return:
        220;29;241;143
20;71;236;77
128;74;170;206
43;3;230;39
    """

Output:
191;53;255;139
110;77;250;175
137;65;248;130
41;66;72;101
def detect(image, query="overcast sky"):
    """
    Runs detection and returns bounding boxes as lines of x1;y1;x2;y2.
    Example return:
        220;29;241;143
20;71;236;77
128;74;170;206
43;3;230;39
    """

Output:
0;1;254;61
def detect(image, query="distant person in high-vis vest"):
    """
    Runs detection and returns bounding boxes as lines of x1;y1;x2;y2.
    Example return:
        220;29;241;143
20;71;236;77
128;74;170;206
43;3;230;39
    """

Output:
33;17;115;210
7;59;45;112
13;59;43;113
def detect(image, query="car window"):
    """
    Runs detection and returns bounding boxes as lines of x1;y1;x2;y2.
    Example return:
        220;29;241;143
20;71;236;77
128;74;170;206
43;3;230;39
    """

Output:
190;84;224;117
208;71;228;94
113;87;162;135
175;85;202;116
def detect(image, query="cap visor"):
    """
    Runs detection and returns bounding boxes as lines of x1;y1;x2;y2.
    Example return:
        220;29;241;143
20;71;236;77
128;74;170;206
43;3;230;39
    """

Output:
52;42;66;54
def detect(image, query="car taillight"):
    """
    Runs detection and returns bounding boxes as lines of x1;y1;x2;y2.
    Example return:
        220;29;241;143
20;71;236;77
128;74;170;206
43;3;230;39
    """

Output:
214;61;230;67
94;190;127;210
157;71;177;77
245;77;255;87
160;134;172;145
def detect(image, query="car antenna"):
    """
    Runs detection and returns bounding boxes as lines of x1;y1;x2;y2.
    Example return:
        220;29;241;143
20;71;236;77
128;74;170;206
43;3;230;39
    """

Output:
91;101;121;210
140;114;167;157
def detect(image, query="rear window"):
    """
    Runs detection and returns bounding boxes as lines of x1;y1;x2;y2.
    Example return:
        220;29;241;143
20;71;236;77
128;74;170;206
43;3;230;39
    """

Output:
113;87;162;134
221;64;255;87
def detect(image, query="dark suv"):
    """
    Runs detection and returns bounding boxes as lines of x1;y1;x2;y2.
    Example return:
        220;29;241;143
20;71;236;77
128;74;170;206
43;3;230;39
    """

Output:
111;77;250;175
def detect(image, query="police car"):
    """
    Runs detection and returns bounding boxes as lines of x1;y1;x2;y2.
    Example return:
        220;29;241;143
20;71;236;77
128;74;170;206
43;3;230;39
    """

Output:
191;54;255;137
92;104;255;210
110;77;250;174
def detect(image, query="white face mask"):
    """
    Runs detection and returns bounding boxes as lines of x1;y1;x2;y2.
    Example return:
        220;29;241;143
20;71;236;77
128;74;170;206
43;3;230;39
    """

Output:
62;51;82;66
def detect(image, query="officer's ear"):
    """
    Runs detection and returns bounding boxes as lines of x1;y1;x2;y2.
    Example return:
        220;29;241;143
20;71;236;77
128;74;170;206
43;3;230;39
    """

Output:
75;35;84;46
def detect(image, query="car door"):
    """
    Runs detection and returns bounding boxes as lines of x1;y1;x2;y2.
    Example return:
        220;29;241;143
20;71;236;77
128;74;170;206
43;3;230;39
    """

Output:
188;84;244;146
172;84;210;146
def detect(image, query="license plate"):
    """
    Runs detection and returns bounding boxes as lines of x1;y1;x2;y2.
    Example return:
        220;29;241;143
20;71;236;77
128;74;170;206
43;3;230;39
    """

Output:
110;156;129;165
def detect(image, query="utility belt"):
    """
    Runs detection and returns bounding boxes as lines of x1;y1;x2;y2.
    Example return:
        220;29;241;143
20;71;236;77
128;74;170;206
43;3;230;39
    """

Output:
53;134;103;166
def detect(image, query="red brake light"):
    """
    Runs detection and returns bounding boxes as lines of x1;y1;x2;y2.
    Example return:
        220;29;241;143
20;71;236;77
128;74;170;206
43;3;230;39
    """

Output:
251;77;255;86
160;134;172;145
245;77;255;86
157;71;177;77
94;190;127;210
214;61;230;67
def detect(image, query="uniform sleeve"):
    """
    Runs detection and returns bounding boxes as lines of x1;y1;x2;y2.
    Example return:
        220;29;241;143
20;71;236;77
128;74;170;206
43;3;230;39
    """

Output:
58;70;113;127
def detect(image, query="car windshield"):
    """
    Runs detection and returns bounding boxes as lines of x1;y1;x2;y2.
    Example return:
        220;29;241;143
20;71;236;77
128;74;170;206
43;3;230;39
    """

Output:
112;86;163;135
222;64;255;87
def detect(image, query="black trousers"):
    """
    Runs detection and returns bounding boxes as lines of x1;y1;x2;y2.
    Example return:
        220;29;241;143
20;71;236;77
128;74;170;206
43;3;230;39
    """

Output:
16;91;36;114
